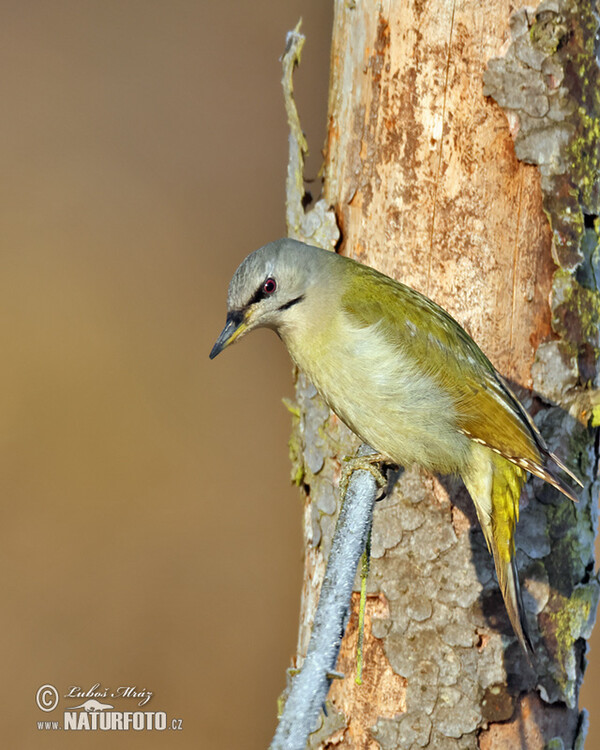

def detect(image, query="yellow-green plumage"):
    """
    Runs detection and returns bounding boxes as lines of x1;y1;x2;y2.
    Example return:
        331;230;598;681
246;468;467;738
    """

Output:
463;444;530;650
210;238;580;656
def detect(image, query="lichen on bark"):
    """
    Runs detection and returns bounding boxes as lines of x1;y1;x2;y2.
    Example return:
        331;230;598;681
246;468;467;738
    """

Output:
483;0;600;270
484;0;600;712
281;1;600;746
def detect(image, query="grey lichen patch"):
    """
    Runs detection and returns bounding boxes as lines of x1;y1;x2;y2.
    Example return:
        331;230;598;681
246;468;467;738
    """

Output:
364;466;542;749
314;480;336;516
295;198;340;249
291;370;365;561
370;499;405;558
373;711;433;750
517;501;552;561
484;0;600;270
531;340;578;404
440;620;477;649
304;700;346;750
295;374;330;476
485;1;600;721
522;559;552;614
539;580;600;707
370;481;429;559
530;408;600;707
435;689;481;738
282;21;339;250
550;269;600;380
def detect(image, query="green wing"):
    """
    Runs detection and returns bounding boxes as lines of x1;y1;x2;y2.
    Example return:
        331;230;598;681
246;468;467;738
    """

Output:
340;261;545;467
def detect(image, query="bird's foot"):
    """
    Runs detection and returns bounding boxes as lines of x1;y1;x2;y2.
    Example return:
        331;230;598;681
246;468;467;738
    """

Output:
339;452;391;500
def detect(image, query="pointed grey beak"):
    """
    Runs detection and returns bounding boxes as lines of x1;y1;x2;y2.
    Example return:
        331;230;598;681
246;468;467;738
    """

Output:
209;310;246;359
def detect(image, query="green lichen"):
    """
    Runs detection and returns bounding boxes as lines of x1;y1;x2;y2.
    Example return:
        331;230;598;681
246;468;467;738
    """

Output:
560;2;600;215
544;586;597;698
567;109;600;212
546;0;600;266
591;398;600;427
551;269;600;385
486;1;600;268
485;0;600;713
551;269;599;342
291;459;305;487
284;397;305;486
530;10;568;55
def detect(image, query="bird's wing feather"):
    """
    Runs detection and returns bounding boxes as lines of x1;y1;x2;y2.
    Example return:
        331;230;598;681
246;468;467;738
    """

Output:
341;263;546;467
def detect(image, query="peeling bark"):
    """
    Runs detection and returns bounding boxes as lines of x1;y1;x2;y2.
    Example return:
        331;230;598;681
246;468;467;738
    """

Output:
283;2;599;748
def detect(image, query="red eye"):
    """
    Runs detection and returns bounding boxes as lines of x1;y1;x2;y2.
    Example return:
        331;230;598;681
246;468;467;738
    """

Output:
263;277;277;294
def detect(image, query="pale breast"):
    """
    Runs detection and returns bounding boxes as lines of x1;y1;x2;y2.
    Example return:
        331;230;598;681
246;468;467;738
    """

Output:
285;314;471;474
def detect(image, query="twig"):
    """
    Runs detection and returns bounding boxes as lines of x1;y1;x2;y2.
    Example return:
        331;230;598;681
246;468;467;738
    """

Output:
281;20;308;240
269;445;380;750
281;20;339;249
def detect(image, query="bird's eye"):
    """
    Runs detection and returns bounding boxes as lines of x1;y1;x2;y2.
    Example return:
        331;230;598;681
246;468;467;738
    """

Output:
263;277;277;294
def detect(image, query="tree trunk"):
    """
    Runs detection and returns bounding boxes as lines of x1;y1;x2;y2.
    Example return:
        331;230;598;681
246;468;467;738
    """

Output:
285;1;599;748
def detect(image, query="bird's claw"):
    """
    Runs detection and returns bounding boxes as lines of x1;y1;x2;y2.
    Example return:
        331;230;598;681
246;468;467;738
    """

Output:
339;452;390;499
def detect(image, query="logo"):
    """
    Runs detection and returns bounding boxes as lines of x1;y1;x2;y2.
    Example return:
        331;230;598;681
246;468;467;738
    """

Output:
70;699;114;712
36;685;59;712
35;683;183;733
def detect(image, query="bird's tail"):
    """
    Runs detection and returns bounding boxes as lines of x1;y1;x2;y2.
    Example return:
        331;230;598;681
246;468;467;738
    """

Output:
493;372;582;502
463;446;534;659
514;449;582;504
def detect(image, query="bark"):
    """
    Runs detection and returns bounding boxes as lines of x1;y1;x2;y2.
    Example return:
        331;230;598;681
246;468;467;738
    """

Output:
283;2;600;748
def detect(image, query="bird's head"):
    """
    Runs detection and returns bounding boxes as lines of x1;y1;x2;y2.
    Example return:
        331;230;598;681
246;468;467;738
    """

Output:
210;238;330;359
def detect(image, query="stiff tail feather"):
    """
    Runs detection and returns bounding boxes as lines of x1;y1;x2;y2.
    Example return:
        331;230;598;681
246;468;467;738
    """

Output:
548;450;583;489
493;372;582;501
513;452;581;505
501;555;535;657
463;446;534;659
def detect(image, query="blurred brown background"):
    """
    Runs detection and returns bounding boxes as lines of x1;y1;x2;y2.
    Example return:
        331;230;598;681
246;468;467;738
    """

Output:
1;3;597;749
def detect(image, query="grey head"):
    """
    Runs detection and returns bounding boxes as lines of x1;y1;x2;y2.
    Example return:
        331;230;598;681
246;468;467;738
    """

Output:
209;238;330;359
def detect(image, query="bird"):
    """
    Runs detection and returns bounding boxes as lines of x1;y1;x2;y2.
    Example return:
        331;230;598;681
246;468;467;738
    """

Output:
210;238;580;657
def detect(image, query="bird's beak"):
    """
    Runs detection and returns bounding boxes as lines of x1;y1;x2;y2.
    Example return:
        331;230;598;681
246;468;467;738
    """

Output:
209;310;248;359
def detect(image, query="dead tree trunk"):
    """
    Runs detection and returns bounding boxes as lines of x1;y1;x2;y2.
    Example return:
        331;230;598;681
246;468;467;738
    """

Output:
283;1;599;747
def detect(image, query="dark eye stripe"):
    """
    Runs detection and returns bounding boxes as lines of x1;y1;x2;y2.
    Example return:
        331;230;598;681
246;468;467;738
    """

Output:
278;294;304;311
247;284;270;307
